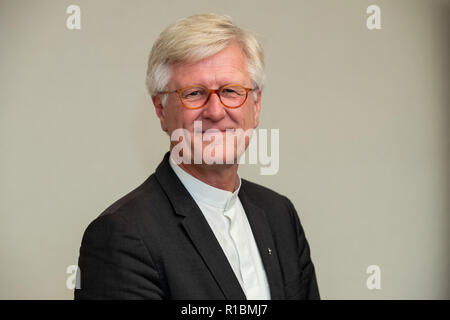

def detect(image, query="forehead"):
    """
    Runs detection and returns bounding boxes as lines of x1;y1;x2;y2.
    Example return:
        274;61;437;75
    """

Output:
169;43;250;88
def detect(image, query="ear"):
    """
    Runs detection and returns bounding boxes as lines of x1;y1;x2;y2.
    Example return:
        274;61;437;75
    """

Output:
152;95;168;132
253;90;262;128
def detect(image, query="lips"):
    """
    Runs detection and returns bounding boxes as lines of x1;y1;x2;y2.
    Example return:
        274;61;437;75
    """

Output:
201;128;235;133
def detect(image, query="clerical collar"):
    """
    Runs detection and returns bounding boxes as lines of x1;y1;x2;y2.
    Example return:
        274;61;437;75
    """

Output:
169;153;241;211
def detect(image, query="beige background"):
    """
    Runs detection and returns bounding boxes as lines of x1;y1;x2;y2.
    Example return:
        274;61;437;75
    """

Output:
1;0;449;299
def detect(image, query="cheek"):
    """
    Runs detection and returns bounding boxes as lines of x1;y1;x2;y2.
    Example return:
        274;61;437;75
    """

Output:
227;107;245;123
236;106;256;129
164;106;185;133
176;109;203;131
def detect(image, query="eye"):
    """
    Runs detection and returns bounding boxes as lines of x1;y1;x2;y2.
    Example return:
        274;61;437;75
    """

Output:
188;90;201;96
221;86;245;97
182;87;206;99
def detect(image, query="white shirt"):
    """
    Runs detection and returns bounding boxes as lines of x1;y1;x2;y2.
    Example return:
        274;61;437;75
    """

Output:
169;154;271;300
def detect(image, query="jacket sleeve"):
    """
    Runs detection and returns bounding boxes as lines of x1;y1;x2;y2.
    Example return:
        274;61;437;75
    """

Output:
284;196;321;300
74;213;165;300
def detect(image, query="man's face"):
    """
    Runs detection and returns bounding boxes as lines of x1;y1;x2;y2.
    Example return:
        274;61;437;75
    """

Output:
153;42;261;165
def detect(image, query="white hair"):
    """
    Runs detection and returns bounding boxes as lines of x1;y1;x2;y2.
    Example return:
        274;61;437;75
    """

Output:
145;14;265;104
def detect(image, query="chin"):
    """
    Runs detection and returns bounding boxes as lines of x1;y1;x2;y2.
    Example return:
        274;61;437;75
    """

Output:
201;143;239;165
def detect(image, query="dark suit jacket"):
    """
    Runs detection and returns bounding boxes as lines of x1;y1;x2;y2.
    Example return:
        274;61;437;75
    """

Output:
74;151;320;300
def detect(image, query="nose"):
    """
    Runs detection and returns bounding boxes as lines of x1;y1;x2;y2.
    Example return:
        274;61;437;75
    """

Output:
202;91;225;121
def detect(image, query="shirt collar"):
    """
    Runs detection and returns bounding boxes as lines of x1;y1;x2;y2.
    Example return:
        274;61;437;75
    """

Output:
169;153;241;211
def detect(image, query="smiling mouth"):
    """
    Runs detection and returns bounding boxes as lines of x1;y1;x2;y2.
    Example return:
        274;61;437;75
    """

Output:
201;128;235;133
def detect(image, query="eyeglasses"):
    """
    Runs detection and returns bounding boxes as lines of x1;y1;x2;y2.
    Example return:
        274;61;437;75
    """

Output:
159;84;256;109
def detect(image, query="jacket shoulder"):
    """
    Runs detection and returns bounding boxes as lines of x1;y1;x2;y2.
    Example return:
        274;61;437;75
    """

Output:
241;178;289;204
81;173;166;241
240;178;295;218
99;174;160;218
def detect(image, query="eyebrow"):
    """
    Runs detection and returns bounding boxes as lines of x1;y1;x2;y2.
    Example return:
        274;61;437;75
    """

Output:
180;81;250;89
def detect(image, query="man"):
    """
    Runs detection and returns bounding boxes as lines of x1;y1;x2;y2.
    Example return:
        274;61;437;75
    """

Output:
75;13;319;300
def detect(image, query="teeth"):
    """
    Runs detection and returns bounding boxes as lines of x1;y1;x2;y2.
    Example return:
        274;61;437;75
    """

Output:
198;128;235;133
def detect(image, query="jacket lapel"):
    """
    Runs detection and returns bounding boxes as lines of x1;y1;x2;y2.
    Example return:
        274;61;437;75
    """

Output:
155;152;246;300
181;215;247;300
238;185;286;299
